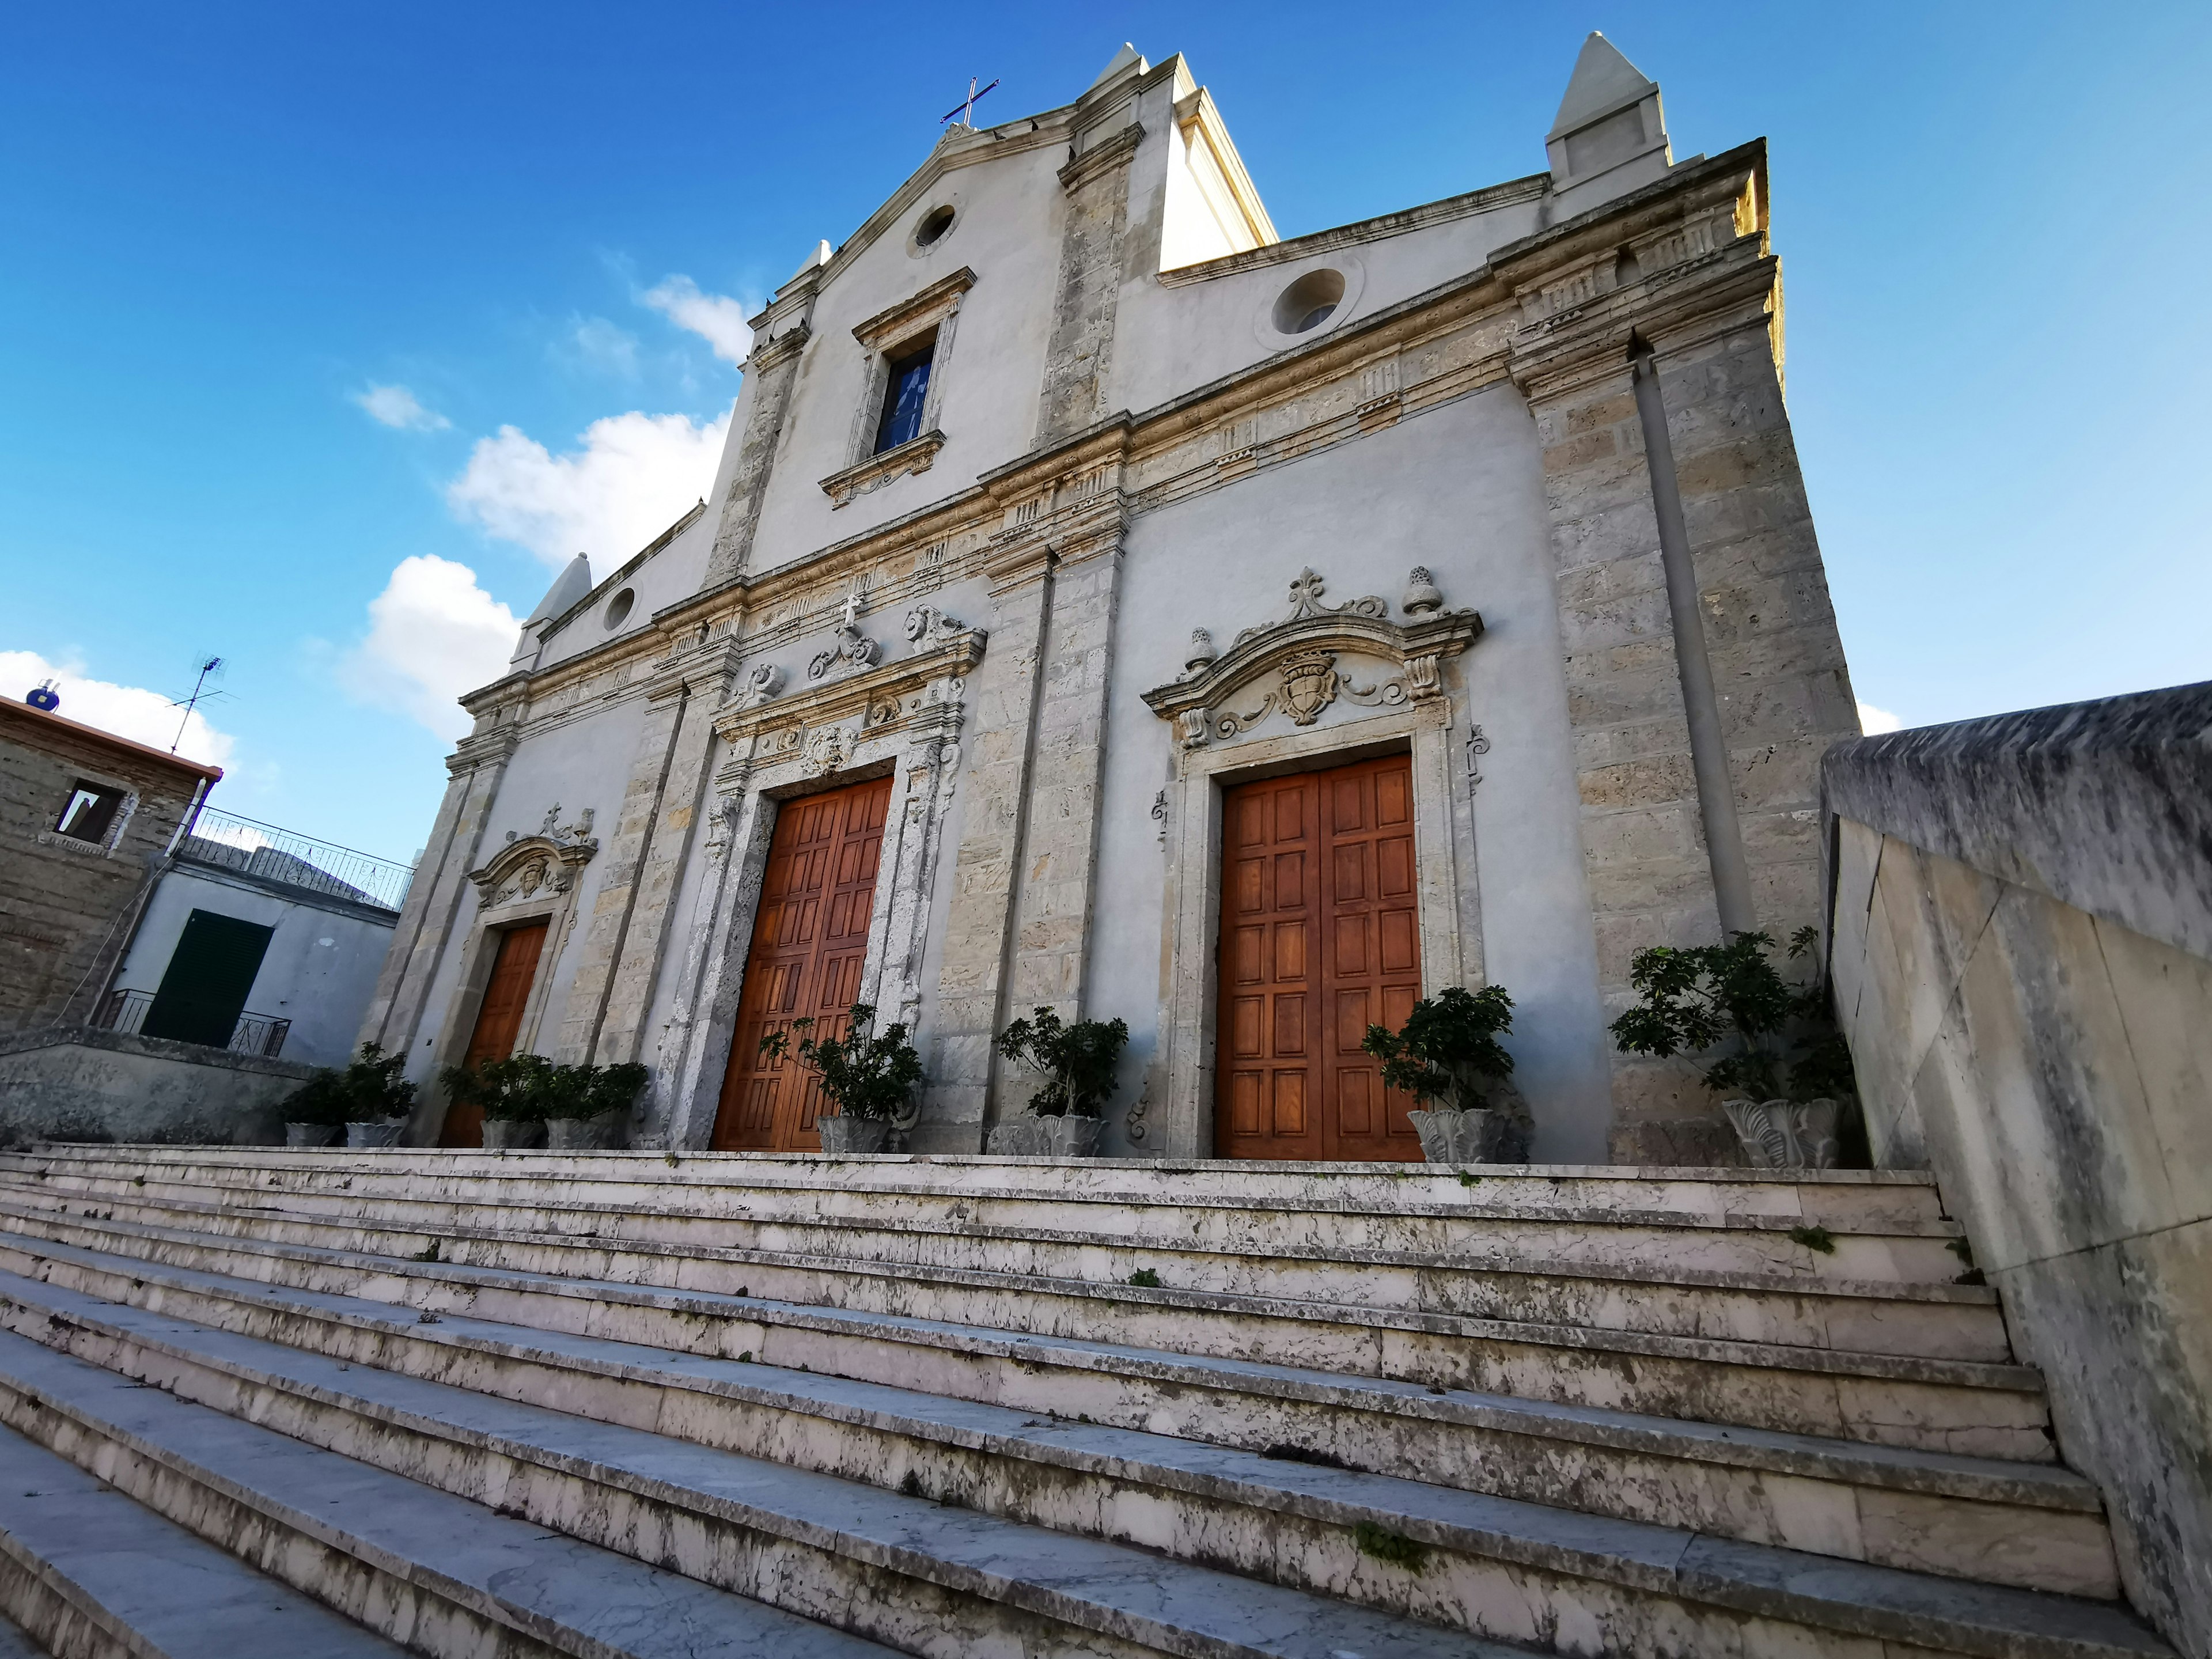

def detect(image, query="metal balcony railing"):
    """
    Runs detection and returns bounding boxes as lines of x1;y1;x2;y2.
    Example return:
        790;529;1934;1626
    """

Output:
179;808;415;914
93;989;293;1060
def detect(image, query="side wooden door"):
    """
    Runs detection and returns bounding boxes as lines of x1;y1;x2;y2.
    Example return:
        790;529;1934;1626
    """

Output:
711;774;892;1151
442;919;548;1147
1215;753;1422;1160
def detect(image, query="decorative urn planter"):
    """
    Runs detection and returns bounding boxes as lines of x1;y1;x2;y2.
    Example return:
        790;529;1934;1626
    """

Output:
985;1113;1103;1158
482;1118;547;1152
1720;1098;1841;1169
1406;1107;1520;1165
345;1120;407;1149
285;1122;340;1149
546;1111;628;1152
815;1116;891;1156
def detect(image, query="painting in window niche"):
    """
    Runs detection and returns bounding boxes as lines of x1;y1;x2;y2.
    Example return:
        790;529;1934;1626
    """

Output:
874;336;935;453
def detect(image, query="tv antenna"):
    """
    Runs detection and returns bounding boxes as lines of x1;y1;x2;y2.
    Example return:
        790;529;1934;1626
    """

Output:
940;77;998;127
171;654;228;752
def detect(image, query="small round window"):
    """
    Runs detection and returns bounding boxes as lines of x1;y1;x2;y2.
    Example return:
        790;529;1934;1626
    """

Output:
915;204;956;248
603;588;635;630
1273;268;1346;335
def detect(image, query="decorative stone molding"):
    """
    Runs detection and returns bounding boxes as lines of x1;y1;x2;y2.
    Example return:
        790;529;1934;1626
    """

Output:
1056;122;1143;194
1721;1097;1841;1169
808;595;882;680
467;806;598;907
820;429;946;509
850;267;976;353
903;604;971;653
734;662;785;711
1142;566;1482;751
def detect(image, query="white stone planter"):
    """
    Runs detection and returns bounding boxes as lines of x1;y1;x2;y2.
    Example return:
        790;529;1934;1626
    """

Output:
546;1111;627;1152
815;1116;891;1156
482;1118;547;1151
1406;1106;1525;1164
984;1113;1104;1157
1720;1097;1841;1169
345;1120;406;1149
284;1123;340;1148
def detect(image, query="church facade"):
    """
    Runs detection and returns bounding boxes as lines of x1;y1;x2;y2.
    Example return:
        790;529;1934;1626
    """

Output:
361;36;1859;1165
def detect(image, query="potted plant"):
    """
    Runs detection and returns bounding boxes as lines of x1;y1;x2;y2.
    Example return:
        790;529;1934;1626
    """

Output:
758;1002;921;1156
988;1006;1128;1157
541;1060;649;1151
278;1069;350;1147
336;1043;418;1148
439;1054;555;1150
1608;927;1858;1169
1362;984;1531;1164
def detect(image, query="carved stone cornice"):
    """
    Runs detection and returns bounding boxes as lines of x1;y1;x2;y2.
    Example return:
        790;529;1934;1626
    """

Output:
852;268;976;351
744;322;810;374
467;808;599;907
1143;567;1482;750
821;430;945;508
711;616;987;756
1058;122;1144;194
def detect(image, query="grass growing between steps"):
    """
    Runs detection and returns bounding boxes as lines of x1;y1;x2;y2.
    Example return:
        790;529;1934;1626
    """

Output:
1353;1521;1430;1573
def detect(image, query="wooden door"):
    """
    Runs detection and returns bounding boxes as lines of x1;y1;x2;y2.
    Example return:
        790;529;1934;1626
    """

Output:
712;774;893;1151
442;919;547;1147
1216;754;1422;1161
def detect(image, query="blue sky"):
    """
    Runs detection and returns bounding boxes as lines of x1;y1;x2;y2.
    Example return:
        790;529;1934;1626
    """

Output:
5;2;2208;864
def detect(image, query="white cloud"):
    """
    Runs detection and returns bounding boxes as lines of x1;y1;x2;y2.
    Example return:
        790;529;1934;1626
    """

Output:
339;556;520;741
445;407;728;569
642;274;754;367
0;649;236;767
353;383;450;431
1858;702;1904;734
560;316;641;378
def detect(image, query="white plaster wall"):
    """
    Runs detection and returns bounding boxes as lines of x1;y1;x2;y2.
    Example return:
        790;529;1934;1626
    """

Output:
537;509;721;674
745;145;1069;573
1093;386;1615;1159
111;866;396;1069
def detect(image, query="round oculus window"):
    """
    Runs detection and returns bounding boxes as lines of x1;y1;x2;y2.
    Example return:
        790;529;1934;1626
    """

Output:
604;588;635;630
915;204;956;247
1272;268;1346;335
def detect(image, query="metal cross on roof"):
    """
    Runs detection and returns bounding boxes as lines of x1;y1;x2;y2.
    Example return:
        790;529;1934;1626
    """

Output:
940;77;998;127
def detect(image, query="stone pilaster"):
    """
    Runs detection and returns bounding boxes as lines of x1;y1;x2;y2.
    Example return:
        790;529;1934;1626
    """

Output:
705;320;810;589
1505;156;1857;1163
1034;122;1142;447
357;717;517;1071
917;543;1054;1150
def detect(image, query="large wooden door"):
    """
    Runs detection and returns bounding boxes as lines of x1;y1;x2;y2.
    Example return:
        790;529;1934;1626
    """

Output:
712;774;893;1151
443;919;548;1147
1216;754;1422;1161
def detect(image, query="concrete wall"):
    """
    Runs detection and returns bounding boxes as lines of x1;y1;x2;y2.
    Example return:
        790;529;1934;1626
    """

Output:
108;862;396;1069
0;1028;314;1146
1823;684;2212;1658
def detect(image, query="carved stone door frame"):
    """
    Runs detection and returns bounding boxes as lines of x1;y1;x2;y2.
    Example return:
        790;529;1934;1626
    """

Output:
1138;567;1486;1158
653;612;985;1149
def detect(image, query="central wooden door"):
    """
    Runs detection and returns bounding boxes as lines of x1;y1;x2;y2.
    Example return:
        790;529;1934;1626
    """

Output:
442;919;548;1147
712;774;893;1151
1216;753;1422;1161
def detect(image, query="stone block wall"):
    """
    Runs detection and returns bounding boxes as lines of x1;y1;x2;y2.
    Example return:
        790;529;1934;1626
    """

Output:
0;1028;315;1146
1824;684;2212;1657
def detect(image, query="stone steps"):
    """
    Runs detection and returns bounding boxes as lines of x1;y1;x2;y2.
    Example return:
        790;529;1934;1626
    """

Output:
0;1173;2004;1358
0;1147;1957;1226
0;1416;410;1658
0;1193;2056;1459
0;1153;1971;1281
0;1225;2113;1596
0;1264;2168;1658
0;1330;901;1659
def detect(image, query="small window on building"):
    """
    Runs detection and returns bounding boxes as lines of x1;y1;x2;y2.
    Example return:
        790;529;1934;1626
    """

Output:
873;335;935;454
55;781;124;843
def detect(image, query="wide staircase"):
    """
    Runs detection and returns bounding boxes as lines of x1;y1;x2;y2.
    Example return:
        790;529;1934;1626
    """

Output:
0;1146;2174;1658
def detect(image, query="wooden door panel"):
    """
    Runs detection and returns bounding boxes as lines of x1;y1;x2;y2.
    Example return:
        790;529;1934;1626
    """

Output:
712;774;893;1152
1216;753;1421;1161
444;920;548;1147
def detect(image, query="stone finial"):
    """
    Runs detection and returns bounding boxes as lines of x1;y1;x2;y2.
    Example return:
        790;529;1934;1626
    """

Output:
1402;566;1445;615
1184;628;1218;675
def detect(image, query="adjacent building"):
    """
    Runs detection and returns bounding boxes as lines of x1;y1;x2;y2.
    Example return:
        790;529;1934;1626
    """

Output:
362;36;1861;1163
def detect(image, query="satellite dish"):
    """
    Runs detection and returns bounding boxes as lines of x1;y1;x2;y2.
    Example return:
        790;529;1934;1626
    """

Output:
25;680;59;713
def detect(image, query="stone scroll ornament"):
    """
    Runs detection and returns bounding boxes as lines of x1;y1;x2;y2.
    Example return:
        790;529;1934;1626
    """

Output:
809;593;881;680
1143;566;1483;751
1720;1098;1842;1169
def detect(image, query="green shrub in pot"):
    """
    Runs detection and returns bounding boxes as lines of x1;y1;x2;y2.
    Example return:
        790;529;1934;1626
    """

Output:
759;1002;922;1154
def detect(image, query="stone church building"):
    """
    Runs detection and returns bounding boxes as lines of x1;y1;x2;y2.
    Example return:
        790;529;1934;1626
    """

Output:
362;35;1858;1165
